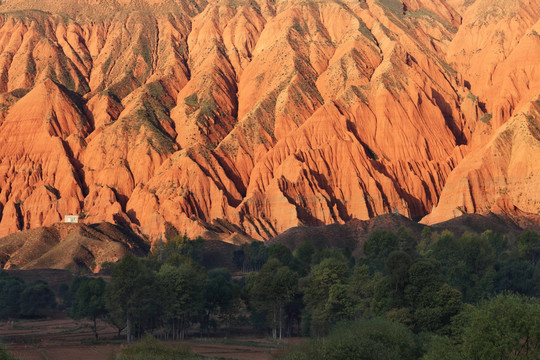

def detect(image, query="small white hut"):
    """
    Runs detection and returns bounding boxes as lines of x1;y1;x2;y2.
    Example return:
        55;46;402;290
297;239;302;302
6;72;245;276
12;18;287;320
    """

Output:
64;215;79;223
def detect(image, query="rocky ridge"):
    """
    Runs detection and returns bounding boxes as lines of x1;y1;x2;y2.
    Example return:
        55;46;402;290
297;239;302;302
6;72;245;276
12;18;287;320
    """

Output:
0;0;538;242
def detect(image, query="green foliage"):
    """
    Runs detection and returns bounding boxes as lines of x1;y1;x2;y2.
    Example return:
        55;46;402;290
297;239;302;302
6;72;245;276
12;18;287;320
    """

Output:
183;93;199;108
152;235;205;264
158;260;206;340
364;230;399;271
385;250;413;293
105;255;159;342
0;273;25;319
268;244;295;268
461;294;540;359
517;230;540;264
348;264;376;318
202;269;234;334
480;113;492;124
421;335;462;360
70;277;107;339
493;260;536;295
19;281;56;317
303;257;350;336
466;92;478;102
294;241;314;276
378;0;405;17
235;241;269;272
44;184;60;199
246;259;298;339
282;318;420;360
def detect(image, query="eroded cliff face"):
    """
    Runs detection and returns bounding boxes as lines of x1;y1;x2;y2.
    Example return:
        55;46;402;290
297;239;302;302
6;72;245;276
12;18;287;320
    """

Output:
0;0;538;241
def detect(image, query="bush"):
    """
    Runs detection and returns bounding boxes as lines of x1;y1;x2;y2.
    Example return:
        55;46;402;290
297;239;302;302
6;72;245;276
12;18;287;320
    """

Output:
281;318;420;360
19;281;56;317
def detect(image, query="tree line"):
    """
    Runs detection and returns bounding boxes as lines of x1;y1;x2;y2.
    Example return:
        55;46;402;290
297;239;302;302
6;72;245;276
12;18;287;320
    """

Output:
1;227;539;359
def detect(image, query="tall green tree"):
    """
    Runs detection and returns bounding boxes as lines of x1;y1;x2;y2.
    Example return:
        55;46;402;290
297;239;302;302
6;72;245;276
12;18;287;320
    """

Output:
246;259;298;339
158;259;206;340
364;230;399;271
303;257;350;336
405;259;463;333
202;269;234;334
70;277;107;339
461;294;540;359
105;255;158;342
517;230;540;264
294;241;314;276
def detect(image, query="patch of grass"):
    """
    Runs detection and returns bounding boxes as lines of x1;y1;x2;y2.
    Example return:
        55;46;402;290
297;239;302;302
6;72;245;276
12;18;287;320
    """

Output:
480;113;492;124
378;0;404;17
44;184;60;199
0;342;19;360
39;349;51;360
184;93;199;108
406;8;457;34
466;92;478;102
199;97;217;118
112;334;200;360
194;338;279;349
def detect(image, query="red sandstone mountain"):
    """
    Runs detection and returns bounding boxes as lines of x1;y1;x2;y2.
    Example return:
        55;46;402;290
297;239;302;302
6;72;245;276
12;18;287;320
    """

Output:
0;0;538;244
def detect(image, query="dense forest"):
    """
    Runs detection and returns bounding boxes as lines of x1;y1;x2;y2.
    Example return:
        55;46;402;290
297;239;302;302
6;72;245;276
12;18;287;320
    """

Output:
1;228;540;359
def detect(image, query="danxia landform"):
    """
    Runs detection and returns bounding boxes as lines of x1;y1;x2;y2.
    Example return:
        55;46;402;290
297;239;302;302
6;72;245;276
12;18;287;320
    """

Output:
0;0;538;246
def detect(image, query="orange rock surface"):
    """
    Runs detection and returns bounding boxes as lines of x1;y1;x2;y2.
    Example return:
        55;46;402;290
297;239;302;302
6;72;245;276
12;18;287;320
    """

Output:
0;0;538;242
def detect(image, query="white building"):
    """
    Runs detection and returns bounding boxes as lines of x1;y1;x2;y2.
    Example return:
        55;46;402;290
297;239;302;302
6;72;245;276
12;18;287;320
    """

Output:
64;215;79;223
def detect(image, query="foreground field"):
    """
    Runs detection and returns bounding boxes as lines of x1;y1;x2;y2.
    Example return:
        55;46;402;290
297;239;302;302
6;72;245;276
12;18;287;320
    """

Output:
0;315;287;360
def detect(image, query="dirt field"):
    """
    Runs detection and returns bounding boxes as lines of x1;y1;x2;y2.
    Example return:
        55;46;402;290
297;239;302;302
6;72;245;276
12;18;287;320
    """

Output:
0;315;294;360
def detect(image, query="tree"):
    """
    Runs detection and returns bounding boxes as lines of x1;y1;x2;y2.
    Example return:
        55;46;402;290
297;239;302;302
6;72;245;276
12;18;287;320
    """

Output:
462;294;540;359
268;243;294;268
303;257;350;336
246;259;298;339
348;264;376;318
454;233;495;302
430;230;460;267
158;234;205;264
0;273;25;319
517;230;540;264
493;259;535;296
158;259;206;340
396;226;417;255
422;335;462;360
325;283;355;321
246;241;268;272
202;269;234;334
364;230;399;271
19;281;56;318
105;255;158;342
385;251;412;293
405;259;462;333
294;241;314;275
70;277;107;339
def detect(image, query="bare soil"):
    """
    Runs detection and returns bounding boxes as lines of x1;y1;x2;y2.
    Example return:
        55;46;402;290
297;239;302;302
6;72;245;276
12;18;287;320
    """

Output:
0;315;294;360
